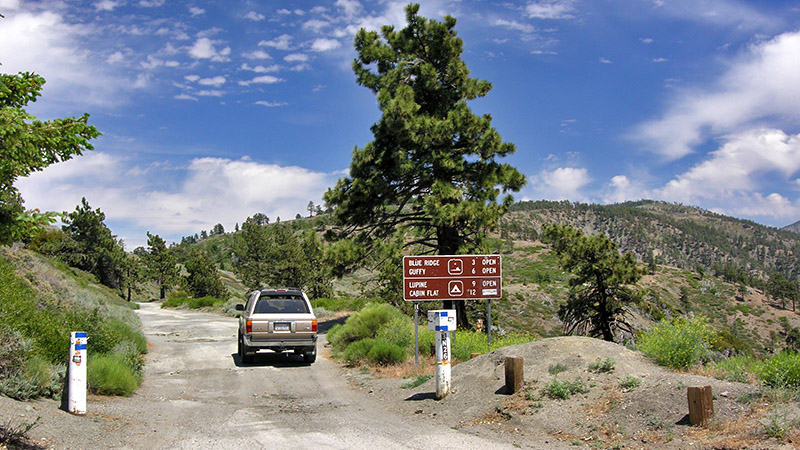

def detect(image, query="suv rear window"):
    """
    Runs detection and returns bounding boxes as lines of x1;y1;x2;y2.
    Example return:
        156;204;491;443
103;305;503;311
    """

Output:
254;295;309;314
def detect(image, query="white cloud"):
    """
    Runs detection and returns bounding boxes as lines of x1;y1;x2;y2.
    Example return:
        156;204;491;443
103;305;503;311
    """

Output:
494;19;535;34
196;90;224;97
243;49;272;60
197;75;226;87
107;51;125;64
138;0;165;7
525;0;576;20
244;11;265;21
602;175;650;204
658;128;800;202
335;0;363;18
650;0;779;30
0;8;130;110
17;153;336;248
310;38;341;52
633;30;800;160
188;37;231;62
241;64;280;73
304;19;330;33
259;34;293;50
284;53;309;63
175;94;198;101
528;167;591;201
255;101;288;107
94;0;119;11
599;57;612;64
239;75;284;86
0;0;20;10
189;7;205;16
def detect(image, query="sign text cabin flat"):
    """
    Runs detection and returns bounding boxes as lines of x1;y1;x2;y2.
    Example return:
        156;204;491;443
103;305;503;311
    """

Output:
403;255;502;301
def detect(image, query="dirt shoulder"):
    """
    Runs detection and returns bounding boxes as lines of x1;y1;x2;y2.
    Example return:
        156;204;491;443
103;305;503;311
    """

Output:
350;336;800;449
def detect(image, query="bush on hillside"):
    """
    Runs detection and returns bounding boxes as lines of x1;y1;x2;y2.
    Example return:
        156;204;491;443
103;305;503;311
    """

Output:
759;351;800;388
638;315;717;369
327;303;406;350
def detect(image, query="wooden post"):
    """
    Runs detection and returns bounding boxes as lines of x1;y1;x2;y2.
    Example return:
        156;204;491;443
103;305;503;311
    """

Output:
504;356;524;394
687;386;714;426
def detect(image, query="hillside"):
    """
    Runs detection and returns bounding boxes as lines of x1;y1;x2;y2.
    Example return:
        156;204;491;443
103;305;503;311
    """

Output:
501;200;800;282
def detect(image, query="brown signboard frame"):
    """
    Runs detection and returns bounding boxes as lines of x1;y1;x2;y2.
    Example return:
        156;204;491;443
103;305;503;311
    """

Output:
403;255;502;301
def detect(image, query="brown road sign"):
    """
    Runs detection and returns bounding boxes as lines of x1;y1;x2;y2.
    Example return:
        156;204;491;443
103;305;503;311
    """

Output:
403;255;502;301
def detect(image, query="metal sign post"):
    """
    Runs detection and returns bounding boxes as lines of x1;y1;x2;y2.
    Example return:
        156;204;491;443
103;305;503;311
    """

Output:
428;310;455;399
68;331;87;415
414;302;420;366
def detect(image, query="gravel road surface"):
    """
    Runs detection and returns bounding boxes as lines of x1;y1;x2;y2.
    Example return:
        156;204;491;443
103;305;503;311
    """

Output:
4;303;547;449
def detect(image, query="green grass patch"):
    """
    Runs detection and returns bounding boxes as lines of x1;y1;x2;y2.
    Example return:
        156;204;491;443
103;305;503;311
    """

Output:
758;351;800;388
402;374;433;389
88;353;140;396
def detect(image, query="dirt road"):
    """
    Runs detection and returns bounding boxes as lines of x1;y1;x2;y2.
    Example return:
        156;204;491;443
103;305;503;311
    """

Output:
5;303;541;449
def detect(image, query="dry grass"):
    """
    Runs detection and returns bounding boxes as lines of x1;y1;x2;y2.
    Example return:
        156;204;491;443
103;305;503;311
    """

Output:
371;356;434;379
587;387;625;416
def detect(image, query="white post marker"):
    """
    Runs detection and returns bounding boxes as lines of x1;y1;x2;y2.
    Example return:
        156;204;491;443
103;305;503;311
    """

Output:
428;310;456;400
68;331;87;415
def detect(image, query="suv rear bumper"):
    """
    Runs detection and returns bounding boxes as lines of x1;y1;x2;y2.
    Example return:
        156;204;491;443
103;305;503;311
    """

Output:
243;335;317;350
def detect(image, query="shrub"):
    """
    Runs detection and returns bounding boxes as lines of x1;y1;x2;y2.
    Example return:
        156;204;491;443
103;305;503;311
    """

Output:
367;340;407;365
638;315;717;369
758;351;800;388
328;303;405;351
619;376;641;391
548;363;568;375
588;357;616;373
376;316;414;349
88;353;140;396
543;378;588;400
342;338;375;366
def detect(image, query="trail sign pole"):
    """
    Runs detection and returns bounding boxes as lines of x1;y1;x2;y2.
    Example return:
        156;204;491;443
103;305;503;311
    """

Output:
414;302;420;366
68;331;87;415
428;310;455;399
488;299;493;352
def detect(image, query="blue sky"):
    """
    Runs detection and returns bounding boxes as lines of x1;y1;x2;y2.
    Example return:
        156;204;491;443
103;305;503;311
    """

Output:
3;0;800;250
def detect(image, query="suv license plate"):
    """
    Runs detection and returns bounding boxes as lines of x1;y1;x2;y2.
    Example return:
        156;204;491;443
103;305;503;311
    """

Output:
274;323;290;332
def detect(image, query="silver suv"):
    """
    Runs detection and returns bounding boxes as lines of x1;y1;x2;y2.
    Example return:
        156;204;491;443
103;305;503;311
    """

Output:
235;288;317;364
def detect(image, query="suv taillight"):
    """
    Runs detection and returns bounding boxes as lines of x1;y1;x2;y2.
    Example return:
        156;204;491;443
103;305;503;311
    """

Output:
246;320;252;334
312;320;317;333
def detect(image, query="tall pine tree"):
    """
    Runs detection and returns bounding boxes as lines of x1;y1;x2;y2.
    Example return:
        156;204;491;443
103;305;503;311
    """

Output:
324;4;524;326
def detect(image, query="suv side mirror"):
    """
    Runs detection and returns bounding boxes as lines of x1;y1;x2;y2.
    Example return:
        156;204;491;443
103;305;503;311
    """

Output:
235;304;244;311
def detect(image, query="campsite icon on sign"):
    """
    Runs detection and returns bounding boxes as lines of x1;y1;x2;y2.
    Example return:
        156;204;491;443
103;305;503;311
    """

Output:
448;280;464;297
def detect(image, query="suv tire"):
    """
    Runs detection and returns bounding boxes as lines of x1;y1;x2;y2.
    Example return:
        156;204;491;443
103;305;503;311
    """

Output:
239;331;254;364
